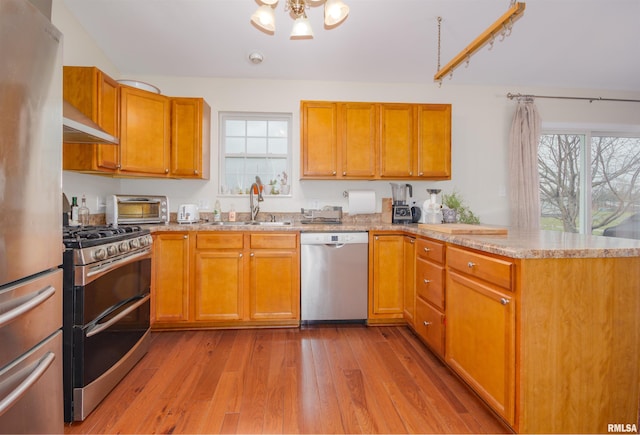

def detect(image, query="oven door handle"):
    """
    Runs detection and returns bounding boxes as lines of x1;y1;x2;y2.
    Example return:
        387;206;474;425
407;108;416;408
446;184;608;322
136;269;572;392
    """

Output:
0;351;55;416
84;249;151;285
85;294;150;338
0;285;56;329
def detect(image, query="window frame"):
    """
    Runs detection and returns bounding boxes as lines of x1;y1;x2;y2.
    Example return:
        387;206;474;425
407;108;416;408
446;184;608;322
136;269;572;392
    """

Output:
218;111;293;197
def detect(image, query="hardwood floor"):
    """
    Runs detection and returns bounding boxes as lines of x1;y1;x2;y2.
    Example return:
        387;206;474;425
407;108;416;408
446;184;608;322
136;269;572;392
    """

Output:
64;326;511;434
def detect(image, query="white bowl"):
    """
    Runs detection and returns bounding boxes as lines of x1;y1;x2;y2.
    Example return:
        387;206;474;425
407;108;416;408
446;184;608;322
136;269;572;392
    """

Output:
117;80;161;94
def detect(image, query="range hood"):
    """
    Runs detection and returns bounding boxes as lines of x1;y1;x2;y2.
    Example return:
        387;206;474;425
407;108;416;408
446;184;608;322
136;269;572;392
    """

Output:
63;100;119;145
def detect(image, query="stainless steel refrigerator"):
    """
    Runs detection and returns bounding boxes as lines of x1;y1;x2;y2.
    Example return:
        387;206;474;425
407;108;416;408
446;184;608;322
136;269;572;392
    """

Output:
0;0;64;432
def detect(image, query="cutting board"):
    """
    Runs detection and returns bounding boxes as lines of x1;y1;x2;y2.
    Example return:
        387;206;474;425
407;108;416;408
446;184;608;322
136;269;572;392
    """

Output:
418;223;508;235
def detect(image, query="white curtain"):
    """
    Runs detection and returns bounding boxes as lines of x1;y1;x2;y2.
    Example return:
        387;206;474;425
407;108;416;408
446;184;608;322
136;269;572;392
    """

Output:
508;98;542;229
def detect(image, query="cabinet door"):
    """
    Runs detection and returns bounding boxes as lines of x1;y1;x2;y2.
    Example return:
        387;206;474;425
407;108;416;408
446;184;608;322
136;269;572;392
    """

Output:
370;234;404;319
416;104;451;179
379;104;414;177
171;97;211;179
415;296;445;357
446;270;516;425
301;101;337;178
119;86;171;176
194;250;243;321
249;249;300;320
339;102;377;178
403;236;416;325
62;66;119;172
151;233;190;323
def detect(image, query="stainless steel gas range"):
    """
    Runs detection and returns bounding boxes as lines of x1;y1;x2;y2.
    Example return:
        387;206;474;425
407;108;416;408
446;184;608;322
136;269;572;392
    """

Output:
62;225;152;422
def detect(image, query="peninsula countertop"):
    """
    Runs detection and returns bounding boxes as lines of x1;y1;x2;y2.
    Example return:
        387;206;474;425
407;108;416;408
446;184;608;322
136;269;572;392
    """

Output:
144;220;640;260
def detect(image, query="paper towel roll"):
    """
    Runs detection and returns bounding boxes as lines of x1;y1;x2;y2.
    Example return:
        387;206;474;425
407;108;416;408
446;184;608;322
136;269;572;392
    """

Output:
348;190;376;215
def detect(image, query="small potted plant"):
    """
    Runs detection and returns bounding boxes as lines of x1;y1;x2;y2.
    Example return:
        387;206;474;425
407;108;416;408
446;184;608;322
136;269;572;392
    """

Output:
278;171;290;195
268;178;279;195
442;190;480;224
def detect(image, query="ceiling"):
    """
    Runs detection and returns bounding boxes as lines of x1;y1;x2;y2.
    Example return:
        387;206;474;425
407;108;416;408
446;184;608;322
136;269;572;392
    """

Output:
62;0;640;92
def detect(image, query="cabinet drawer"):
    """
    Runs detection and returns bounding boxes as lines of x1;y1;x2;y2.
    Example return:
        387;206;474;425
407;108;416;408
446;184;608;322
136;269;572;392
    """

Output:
447;246;513;290
415;297;444;357
416;257;444;310
250;233;298;249
196;232;244;249
416;237;444;264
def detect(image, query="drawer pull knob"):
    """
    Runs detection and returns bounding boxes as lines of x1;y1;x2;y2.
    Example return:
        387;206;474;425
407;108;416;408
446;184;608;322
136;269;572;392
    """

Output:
239;253;243;258
423;321;432;326
423;279;431;284
424;247;430;252
467;261;476;268
500;298;509;305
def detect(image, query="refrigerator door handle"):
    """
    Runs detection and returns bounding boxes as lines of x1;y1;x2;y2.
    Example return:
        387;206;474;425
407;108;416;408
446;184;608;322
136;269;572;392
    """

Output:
0;351;55;416
0;285;56;328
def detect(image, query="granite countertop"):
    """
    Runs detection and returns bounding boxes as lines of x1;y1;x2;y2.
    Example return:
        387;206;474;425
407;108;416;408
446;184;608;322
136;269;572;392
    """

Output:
145;219;640;260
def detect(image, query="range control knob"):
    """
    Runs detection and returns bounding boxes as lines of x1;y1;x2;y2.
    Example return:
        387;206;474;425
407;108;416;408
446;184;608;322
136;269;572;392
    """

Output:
119;241;130;253
140;236;150;247
107;245;118;256
93;248;107;261
129;238;140;249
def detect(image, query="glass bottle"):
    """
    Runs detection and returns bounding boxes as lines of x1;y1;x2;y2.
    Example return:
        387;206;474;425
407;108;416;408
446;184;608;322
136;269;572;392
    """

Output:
78;195;90;226
214;199;222;222
70;196;79;225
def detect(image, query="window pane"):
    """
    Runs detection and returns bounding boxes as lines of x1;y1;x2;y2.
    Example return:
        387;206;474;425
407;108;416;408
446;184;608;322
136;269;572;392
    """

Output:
592;136;640;239
226;120;246;136
268;138;288;154
268;120;288;138
247;137;267;154
247;120;267;137
225;137;245;154
539;134;583;233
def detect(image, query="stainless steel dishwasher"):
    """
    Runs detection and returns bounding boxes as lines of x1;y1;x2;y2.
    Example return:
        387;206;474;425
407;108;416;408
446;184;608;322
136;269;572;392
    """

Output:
300;232;369;323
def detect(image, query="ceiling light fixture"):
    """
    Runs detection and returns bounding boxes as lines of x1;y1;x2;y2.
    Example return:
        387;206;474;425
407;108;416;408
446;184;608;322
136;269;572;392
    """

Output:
434;1;526;84
251;0;349;39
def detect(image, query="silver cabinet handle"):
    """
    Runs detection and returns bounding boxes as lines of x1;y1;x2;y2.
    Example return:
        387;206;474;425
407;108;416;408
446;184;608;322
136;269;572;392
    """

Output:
239;253;243;258
332;171;337;175
423;279;431;284
423;321;432;326
165;168;169;174
500;298;510;305
250;253;255;257
0;351;55;416
424;247;430;252
183;235;188;239
410;239;415;244
0;285;55;328
468;261;476;268
342;171;346;176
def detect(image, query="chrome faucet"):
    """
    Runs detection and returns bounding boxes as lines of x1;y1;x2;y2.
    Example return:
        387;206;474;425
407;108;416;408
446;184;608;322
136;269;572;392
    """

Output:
249;176;264;222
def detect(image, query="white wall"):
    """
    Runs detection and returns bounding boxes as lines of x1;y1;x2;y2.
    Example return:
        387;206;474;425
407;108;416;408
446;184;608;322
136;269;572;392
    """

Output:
54;1;640;226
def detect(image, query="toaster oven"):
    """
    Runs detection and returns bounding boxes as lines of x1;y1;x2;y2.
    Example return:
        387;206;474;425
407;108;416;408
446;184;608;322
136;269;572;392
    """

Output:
106;195;169;226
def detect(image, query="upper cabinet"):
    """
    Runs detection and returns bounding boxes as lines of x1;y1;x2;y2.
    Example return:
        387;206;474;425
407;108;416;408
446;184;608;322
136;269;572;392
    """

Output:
63;66;211;179
301;100;452;180
63;66;120;173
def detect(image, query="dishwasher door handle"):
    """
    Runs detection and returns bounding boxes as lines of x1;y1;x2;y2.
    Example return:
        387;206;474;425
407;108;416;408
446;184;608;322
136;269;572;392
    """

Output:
324;243;346;249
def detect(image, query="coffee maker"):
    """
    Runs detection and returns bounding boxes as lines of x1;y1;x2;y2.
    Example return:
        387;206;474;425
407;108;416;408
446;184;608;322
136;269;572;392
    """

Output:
390;183;413;224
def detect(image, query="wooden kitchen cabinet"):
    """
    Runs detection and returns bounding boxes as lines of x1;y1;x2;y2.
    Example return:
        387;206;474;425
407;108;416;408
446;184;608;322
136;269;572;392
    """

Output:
379;103;415;177
402;235;416;326
170;97;211;179
446;246;516;426
63;66;119;173
369;233;405;322
300;100;451;180
416;104;452;179
300;101;338;177
413;237;446;357
193;233;244;322
119;85;171;176
151;232;190;325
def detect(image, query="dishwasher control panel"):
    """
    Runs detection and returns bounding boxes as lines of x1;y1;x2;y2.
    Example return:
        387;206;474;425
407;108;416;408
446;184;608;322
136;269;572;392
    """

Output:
300;232;369;245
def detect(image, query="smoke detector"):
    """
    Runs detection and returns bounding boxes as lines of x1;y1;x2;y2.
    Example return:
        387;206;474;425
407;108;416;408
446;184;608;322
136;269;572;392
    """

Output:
248;51;264;64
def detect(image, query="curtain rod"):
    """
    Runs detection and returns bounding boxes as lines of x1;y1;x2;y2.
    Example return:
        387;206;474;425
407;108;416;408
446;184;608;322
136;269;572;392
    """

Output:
506;92;640;104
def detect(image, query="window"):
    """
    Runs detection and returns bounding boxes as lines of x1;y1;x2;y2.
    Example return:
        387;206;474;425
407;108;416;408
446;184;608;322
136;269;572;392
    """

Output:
539;131;640;239
219;112;292;196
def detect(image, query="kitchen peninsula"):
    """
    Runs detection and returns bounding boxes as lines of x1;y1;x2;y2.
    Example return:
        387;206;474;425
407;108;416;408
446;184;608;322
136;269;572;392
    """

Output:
149;219;640;434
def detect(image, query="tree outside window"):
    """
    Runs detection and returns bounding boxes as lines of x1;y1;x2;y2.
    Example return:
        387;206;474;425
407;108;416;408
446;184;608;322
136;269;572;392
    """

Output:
539;132;640;239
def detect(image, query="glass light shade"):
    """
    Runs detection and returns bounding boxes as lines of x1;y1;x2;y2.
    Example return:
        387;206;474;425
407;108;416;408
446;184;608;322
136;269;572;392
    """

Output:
260;0;278;4
324;0;349;26
251;5;276;32
290;16;314;38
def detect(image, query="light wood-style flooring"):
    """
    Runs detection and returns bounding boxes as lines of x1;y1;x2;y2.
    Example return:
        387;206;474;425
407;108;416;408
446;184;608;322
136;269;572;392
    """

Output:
64;326;511;434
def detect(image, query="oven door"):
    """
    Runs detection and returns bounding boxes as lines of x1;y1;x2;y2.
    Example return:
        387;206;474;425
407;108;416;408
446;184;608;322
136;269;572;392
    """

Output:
70;249;151;421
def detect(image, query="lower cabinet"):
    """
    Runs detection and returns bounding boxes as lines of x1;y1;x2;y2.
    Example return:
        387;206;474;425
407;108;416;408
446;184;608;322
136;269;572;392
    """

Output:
402;236;416;326
151;231;299;328
369;232;405;322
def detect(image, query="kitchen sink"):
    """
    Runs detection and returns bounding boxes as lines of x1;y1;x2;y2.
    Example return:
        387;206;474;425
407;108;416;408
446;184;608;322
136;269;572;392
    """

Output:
208;221;292;226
